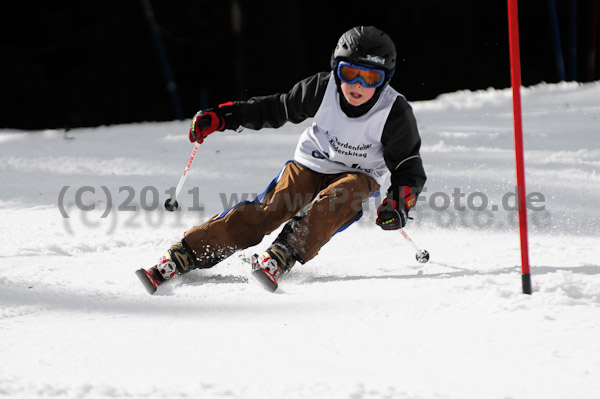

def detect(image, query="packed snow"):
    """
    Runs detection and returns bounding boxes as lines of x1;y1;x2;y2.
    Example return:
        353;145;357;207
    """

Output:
1;82;599;399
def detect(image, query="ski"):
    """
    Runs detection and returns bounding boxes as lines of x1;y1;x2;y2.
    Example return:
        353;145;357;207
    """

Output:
250;267;279;292
135;268;160;295
247;254;279;292
136;254;280;294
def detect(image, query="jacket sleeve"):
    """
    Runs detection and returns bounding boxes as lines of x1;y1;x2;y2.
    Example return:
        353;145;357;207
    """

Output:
381;97;427;202
223;72;330;131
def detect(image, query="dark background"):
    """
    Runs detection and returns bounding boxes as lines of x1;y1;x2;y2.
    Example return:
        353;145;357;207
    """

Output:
1;0;599;130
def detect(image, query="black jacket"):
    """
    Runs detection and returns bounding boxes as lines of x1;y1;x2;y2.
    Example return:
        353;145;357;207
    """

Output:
222;71;427;201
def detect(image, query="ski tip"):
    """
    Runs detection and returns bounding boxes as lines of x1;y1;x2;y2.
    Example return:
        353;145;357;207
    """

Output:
250;268;278;293
135;268;158;295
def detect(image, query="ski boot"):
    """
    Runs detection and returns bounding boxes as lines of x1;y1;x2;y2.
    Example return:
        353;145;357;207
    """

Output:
136;240;198;294
251;242;296;292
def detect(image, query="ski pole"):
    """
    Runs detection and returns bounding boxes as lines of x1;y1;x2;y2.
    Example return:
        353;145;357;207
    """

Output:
164;141;200;211
400;229;430;263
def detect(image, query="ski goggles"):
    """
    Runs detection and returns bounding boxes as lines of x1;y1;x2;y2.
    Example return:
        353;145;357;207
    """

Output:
336;61;386;88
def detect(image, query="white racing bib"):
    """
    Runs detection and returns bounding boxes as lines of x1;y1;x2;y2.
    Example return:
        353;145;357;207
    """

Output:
293;74;400;186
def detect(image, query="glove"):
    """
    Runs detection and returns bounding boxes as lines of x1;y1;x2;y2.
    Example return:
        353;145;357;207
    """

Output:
376;199;406;230
376;186;416;230
188;102;234;144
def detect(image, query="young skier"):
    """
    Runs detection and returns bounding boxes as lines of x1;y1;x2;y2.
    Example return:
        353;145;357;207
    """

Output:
136;26;427;293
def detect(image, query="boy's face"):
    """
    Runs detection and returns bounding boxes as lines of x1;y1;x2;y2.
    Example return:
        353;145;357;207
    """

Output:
340;81;376;107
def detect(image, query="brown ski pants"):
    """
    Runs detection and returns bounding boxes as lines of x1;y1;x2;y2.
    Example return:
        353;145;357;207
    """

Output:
183;161;379;268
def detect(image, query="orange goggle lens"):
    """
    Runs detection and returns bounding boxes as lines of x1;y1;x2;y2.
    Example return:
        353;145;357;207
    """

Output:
337;62;385;88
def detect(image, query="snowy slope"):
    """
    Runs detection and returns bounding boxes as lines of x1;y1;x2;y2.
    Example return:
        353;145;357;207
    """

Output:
1;82;599;399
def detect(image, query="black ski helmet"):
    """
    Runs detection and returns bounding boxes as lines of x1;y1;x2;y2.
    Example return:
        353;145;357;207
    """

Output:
331;26;397;79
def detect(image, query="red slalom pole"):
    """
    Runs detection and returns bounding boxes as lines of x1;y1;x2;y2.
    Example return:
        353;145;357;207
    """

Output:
507;0;532;294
